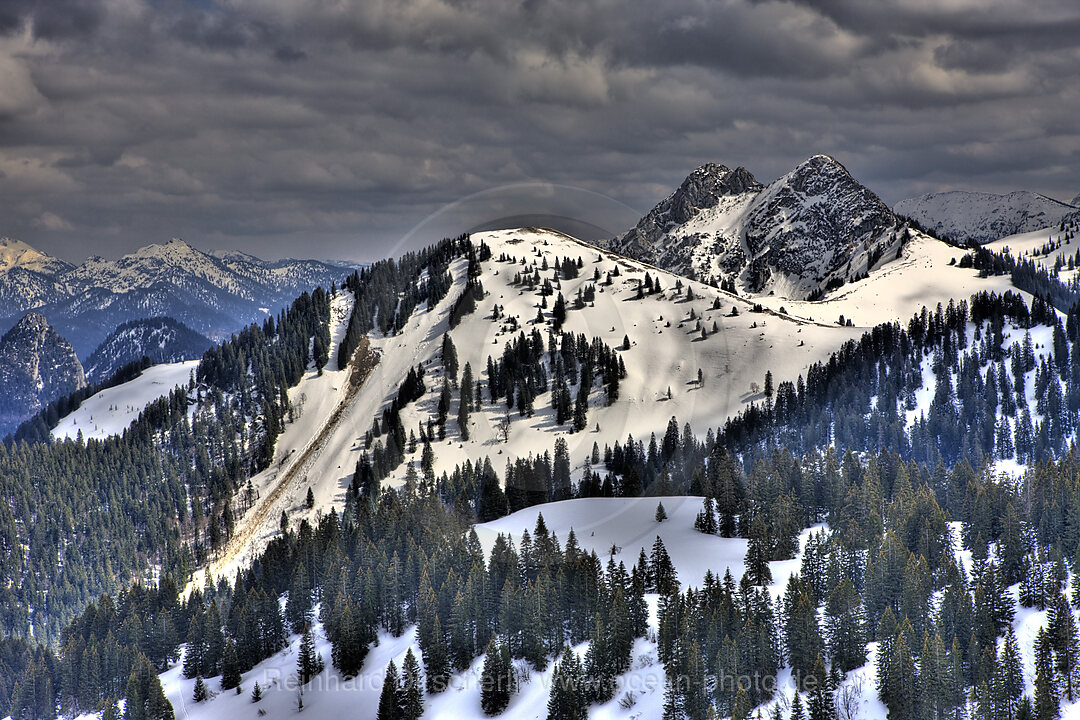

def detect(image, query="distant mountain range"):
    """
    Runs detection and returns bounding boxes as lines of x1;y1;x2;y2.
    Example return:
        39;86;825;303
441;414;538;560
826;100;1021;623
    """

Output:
609;155;909;299
83;316;212;382
0;237;353;358
894;190;1077;245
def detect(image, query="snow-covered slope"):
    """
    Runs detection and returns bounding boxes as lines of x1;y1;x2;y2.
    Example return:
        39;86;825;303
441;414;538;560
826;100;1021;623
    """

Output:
52;360;199;442
84;316;211;382
0;313;86;436
895;189;1077;245
0;237;351;358
201;224;1038;588
143;505;1080;720
610;155;907;299
201;227;864;582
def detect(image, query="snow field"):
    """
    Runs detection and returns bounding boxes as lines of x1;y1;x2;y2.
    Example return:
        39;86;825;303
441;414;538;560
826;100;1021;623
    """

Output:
52;360;200;441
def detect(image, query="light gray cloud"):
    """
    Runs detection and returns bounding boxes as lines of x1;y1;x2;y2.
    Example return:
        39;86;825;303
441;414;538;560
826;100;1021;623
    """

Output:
0;0;1077;264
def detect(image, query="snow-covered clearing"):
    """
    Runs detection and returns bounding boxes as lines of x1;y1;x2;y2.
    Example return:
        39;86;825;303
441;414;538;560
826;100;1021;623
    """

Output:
51;360;200;442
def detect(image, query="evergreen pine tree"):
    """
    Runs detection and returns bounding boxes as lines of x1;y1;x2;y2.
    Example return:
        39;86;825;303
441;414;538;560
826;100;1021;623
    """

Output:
480;638;516;715
377;660;403;720
297;626;324;685
824;578;867;673
1035;627;1059;720
548;646;586;720
694;496;718;535
423;615;450;693
220;639;241;690
745;515;773;585
790;691;806;720
193;676;208;703
458;363;473;439
401;649;425;720
1001;627;1025;718
1049;592;1079;701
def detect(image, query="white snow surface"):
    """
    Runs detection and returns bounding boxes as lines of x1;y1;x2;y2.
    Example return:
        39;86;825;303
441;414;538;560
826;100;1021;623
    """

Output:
51;360;199;441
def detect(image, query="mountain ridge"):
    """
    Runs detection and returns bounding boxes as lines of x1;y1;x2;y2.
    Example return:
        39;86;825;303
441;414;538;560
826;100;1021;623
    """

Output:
894;189;1077;244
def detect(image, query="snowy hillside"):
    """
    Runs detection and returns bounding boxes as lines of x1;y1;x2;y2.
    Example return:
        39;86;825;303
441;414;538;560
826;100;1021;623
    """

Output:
198;223;1077;585
150;501;1080;720
19;223;1080;720
51;360;199;441
610;155;907;299
201;227;863;581
895;189;1077;245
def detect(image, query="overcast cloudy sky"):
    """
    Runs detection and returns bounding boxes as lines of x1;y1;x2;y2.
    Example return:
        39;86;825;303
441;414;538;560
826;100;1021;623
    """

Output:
1;0;1078;263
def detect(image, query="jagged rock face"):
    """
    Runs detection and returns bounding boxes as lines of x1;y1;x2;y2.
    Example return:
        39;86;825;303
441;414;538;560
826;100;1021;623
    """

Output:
84;316;212;382
895;190;1078;245
742;155;900;294
0;313;86;435
611;155;905;298
0;237;351;357
1070;193;1080;208
613;164;763;274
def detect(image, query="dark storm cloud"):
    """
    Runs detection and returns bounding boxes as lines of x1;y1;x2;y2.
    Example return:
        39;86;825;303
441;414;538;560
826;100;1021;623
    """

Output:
0;0;106;39
0;0;1077;264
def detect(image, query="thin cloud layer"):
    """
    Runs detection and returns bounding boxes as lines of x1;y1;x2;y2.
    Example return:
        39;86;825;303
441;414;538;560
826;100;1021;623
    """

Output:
0;0;1077;263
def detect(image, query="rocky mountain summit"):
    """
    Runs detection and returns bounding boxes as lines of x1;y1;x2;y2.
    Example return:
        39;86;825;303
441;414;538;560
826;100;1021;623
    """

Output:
611;155;907;299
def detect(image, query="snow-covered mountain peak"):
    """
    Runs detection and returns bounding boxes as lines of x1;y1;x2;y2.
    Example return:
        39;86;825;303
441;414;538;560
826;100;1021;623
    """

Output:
1070;192;1080;208
781;153;857;193
0;240;352;358
0;237;72;275
664;164;762;224
83;316;212;382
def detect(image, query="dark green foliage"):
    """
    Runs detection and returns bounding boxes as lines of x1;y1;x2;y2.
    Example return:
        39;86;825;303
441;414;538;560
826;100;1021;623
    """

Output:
377;660;403;720
124;655;174;720
1035;627;1059;720
480;638;516;715
220;639;241;691
296;627;323;685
